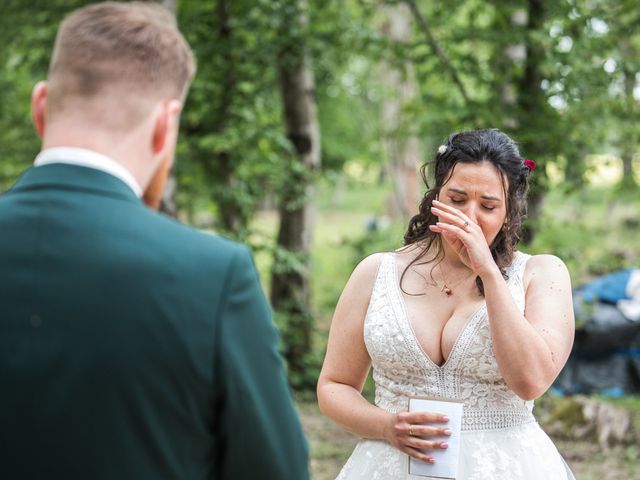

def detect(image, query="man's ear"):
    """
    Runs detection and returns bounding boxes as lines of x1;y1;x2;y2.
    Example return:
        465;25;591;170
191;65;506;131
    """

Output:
31;81;48;138
143;155;172;211
151;99;182;156
144;100;182;211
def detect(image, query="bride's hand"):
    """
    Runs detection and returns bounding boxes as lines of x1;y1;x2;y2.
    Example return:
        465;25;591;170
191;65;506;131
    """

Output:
384;410;451;463
428;200;497;277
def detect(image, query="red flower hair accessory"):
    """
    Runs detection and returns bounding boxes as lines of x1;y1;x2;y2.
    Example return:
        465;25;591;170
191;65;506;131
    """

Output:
524;159;536;173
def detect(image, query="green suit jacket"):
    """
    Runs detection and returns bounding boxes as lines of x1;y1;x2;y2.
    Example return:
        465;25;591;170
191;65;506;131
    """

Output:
0;163;309;479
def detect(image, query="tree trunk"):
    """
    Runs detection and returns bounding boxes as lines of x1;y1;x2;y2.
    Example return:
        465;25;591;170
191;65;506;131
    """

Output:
499;9;527;127
380;3;422;220
157;0;244;229
619;45;637;189
564;148;587;189
621;149;635;185
516;0;547;244
271;0;320;389
211;0;245;235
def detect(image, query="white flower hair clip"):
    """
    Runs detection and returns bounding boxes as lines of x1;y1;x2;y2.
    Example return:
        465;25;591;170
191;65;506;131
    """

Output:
437;145;447;155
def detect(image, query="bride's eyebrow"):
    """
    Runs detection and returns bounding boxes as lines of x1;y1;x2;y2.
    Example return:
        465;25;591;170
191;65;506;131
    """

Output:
447;187;502;202
481;195;502;201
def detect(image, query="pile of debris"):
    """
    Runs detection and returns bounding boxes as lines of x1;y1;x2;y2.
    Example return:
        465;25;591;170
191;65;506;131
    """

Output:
541;396;637;450
554;268;640;395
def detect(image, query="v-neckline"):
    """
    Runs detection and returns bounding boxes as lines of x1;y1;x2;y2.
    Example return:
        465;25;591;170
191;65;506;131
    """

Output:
390;252;487;371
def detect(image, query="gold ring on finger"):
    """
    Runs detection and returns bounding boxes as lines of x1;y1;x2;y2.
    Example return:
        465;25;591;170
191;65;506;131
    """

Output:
463;221;469;227
408;425;414;436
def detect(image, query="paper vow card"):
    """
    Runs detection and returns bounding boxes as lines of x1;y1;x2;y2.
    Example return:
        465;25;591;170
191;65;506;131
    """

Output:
408;397;464;479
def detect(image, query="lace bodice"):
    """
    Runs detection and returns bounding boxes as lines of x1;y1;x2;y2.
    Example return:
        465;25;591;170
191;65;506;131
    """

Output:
364;252;535;431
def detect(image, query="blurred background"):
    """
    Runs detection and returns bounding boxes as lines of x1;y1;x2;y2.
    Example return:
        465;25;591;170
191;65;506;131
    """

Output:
1;0;639;478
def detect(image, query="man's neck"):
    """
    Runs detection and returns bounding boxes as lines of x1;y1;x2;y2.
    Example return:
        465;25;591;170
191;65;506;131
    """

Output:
41;128;152;193
34;146;143;197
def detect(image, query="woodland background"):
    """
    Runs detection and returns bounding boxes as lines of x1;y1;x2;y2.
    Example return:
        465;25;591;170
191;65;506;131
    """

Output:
1;1;639;477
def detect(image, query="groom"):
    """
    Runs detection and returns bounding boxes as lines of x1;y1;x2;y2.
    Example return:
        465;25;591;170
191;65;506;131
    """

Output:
0;2;308;479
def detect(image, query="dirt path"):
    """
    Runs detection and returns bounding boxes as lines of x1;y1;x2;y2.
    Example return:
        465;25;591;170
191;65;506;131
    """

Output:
298;401;640;480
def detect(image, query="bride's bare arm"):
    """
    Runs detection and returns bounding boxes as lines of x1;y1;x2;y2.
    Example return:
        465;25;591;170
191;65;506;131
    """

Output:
430;200;574;401
317;253;449;463
317;253;388;438
481;254;574;400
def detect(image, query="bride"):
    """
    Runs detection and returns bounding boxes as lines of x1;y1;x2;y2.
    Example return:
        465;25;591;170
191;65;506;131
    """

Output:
317;129;576;479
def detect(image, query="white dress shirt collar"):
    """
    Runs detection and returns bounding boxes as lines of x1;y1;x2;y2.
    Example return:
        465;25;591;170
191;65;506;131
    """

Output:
34;147;142;198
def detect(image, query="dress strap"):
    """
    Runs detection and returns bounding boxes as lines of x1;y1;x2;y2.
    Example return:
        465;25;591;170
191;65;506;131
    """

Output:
366;252;394;307
504;251;532;311
508;251;531;285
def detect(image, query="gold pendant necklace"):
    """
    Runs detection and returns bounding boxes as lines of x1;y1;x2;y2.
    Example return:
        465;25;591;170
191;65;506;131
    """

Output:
438;262;473;297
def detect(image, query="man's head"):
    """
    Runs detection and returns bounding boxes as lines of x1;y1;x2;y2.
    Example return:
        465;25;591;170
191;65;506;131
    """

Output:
32;1;196;209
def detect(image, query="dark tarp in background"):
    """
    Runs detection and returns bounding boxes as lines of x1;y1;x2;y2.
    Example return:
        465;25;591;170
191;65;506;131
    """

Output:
553;286;640;396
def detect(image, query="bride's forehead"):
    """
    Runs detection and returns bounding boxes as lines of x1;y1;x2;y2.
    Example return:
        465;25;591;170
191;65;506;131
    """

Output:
448;162;503;182
444;162;507;194
449;160;501;176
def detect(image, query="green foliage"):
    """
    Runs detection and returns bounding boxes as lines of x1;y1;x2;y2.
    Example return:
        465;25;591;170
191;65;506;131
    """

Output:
3;0;636;227
1;0;638;393
273;305;321;393
349;224;404;265
527;185;640;284
0;1;88;190
542;395;588;431
176;0;292;240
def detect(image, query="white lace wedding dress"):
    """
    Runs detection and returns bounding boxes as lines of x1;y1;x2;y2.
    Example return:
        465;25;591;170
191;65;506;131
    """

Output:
336;252;575;480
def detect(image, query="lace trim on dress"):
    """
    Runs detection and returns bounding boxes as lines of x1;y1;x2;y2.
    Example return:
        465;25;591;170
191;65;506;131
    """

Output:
341;251;573;479
463;408;535;431
364;251;537;431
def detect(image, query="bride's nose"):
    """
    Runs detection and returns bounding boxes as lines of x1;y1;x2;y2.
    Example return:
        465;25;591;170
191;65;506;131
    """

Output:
463;203;479;224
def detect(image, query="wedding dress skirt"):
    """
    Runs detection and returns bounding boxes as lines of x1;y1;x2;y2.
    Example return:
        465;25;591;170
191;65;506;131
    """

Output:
338;422;575;479
336;252;575;480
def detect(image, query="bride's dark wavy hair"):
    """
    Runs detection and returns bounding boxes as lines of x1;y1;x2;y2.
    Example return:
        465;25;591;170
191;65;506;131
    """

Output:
402;128;531;296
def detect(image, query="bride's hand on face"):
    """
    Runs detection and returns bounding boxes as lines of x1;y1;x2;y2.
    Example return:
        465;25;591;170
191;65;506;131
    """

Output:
384;410;451;463
428;200;497;277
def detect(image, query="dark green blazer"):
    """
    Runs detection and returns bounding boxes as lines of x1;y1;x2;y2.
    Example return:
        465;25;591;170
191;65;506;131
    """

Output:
0;163;309;479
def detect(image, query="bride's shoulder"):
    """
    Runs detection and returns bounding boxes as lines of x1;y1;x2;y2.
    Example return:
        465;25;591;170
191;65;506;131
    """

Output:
349;244;422;289
344;251;391;291
522;252;568;271
352;251;387;276
521;252;571;287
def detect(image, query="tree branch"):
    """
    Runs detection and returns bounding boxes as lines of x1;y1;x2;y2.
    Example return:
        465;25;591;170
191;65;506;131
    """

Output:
401;0;470;104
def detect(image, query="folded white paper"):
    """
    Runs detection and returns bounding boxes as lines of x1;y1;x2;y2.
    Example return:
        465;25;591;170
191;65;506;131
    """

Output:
408;397;464;479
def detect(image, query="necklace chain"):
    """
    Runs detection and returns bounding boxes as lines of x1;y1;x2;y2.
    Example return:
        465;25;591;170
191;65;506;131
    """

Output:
437;261;474;297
